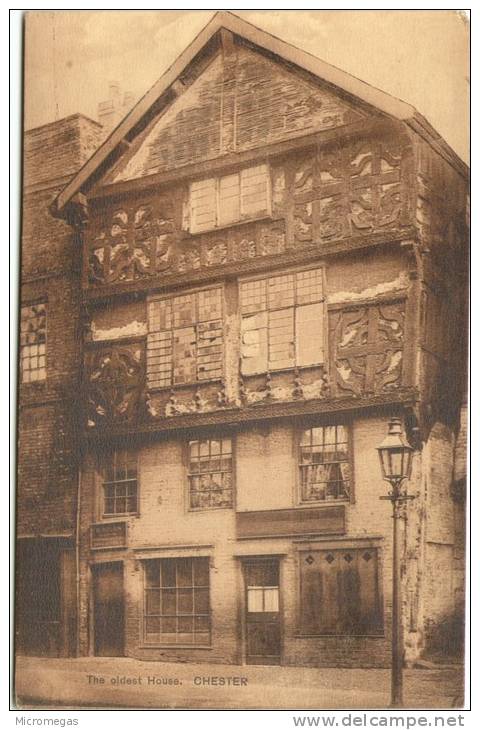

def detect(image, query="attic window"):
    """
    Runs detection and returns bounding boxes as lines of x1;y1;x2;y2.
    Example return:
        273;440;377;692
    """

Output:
189;164;271;233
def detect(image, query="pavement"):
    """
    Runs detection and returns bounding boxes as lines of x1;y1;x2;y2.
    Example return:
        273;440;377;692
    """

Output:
14;655;465;710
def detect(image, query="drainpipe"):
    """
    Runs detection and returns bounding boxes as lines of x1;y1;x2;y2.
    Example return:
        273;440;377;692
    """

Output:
75;458;82;657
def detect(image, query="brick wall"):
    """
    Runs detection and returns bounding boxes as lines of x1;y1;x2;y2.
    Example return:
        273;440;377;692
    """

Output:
18;115;103;537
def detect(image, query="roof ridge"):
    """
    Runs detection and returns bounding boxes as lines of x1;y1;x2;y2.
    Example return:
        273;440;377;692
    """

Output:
53;10;467;216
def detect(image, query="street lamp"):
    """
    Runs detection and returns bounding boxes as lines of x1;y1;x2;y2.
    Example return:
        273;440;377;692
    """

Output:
377;417;414;708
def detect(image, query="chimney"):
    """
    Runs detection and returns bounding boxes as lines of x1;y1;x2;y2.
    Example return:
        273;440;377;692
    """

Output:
97;82;135;136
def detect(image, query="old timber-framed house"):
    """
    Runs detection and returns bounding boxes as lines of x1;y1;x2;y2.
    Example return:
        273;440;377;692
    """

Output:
17;12;468;667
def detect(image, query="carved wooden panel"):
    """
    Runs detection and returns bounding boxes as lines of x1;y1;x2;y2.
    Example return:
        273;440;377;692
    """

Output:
329;300;405;396
292;137;412;247
89;201;176;285
86;343;145;426
87;204;286;287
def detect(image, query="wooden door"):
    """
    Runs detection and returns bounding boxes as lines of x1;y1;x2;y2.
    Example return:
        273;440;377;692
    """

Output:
244;559;281;665
93;562;124;657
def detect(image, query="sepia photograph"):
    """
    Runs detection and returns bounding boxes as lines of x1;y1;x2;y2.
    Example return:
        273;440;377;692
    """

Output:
13;8;470;711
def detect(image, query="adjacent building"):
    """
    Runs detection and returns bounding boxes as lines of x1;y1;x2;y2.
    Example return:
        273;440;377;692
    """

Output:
17;12;468;667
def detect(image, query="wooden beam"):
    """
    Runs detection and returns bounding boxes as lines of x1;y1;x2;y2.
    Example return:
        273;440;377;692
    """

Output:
84;388;418;444
84;231;417;305
172;79;186;96
89;117;395;203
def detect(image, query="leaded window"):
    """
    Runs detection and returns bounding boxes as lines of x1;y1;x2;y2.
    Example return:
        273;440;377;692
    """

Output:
189;164;270;233
147;287;223;388
188;438;233;510
20;303;46;383
103;450;138;516
240;268;325;375
299;425;350;502
299;548;383;636
144;557;210;645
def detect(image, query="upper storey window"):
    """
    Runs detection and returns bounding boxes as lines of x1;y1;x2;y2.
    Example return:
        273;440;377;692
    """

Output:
189;164;270;233
239;267;325;375
20;303;47;383
147;287;224;389
103;449;138;517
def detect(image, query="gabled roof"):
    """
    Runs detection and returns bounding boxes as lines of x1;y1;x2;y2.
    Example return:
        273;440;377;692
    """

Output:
53;10;468;217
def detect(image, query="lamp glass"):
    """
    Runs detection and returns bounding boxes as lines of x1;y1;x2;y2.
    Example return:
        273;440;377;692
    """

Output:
377;419;413;482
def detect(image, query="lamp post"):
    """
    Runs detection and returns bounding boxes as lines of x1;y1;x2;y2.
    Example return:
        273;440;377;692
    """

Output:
377;417;414;708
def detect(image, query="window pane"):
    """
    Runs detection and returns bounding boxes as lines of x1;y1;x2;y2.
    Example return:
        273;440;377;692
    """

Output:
195;588;209;613
190;178;216;232
189;439;233;510
161;589;176;615
296;268;324;305
177;559;193;588
173;326;197;384
296;302;324;366
218;173;240;226
20;304;47;382
247;588;264;613
146;590;160;615
145;562;160;587
263;587;279;612
194;558;209;586
144;558;211;646
104;498;114;515
178;616;193;633
161;561;176;588
195;615;210;632
240;279;267;314
161;617;176;634
240;165;269;217
268;274;295;310
246;562;278;586
300;426;350;502
268;307;295;370
178;589;193;614
145;617;160;636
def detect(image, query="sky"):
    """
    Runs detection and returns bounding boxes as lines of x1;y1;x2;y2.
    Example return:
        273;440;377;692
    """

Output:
24;10;469;162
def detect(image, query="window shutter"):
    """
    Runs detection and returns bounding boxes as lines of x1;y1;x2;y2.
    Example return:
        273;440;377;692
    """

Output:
300;549;382;636
296;302;325;366
300;568;324;634
190;178;216;232
240;164;269;218
218;173;240;226
241;312;268;375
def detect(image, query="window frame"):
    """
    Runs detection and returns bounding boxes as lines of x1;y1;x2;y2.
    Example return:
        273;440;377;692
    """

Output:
98;449;140;520
189;163;272;234
295;421;354;506
238;264;328;376
20;301;47;384
142;556;212;648
147;283;226;391
295;540;385;638
184;435;236;513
